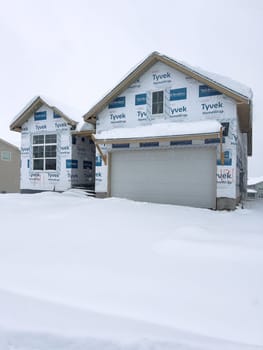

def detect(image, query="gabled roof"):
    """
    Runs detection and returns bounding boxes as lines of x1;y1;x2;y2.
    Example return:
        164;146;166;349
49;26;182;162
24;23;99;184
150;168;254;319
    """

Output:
248;176;263;186
0;138;20;152
82;51;253;155
10;95;79;132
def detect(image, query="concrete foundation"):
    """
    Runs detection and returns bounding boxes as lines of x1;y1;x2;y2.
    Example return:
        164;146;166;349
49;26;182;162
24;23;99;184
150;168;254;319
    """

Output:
95;192;108;199
216;197;237;210
20;189;58;194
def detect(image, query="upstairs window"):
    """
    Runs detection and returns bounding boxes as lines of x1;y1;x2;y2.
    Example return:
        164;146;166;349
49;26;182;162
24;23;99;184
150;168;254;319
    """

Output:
33;134;57;170
221;122;230;137
152;91;164;115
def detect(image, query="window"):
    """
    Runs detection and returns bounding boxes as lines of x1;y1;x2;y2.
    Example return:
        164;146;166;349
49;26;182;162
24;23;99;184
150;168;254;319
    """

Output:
72;135;77;144
221;122;230;137
1;151;11;161
152;91;164;115
33;134;57;170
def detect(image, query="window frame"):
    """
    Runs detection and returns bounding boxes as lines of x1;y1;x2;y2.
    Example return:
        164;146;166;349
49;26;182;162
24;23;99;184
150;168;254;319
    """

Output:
151;90;164;115
32;134;57;171
1;151;11;161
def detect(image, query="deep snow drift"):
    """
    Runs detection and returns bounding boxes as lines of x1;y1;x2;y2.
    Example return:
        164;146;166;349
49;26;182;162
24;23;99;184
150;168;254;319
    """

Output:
0;192;262;350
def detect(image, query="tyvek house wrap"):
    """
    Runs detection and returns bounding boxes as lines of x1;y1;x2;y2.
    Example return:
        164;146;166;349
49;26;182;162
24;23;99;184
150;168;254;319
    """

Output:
95;60;243;201
20;104;95;192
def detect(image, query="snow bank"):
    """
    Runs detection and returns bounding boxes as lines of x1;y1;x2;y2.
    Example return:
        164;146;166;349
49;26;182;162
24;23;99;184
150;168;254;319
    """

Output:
0;288;259;350
0;193;262;349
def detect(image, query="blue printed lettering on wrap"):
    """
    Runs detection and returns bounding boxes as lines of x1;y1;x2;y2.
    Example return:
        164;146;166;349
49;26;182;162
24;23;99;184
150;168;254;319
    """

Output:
110;113;126;123
201;102;224;115
153;72;172;84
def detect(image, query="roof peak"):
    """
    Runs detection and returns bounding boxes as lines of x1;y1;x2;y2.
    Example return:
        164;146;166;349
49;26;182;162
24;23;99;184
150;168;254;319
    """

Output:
10;95;81;132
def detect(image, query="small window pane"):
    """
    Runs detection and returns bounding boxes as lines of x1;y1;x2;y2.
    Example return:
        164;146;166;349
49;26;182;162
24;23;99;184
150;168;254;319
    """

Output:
152;92;158;103
33;159;44;170
33;135;44;144
33;146;44;158
72;135;77;144
45;134;57;144
45;145;56;157
1;151;11;161
221;122;230;137
45;159;56;170
152;102;163;114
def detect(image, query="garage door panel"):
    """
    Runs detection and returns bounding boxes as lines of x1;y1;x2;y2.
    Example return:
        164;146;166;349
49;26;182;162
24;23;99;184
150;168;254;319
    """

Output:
110;147;216;208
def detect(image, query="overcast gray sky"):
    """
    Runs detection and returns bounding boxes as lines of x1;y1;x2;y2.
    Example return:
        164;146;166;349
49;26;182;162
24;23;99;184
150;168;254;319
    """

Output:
0;0;262;176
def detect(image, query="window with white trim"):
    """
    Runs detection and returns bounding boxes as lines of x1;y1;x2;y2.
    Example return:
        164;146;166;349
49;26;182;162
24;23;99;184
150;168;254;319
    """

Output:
33;134;57;170
152;90;164;115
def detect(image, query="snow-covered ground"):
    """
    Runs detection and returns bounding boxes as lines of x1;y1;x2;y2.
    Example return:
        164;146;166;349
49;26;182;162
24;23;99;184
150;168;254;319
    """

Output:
0;191;262;350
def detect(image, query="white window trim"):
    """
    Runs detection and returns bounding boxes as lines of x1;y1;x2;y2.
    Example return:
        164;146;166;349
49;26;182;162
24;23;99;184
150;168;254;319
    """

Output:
32;133;57;172
151;90;165;117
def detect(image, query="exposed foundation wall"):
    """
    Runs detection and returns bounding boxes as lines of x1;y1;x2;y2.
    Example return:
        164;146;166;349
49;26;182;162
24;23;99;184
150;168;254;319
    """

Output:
216;197;237;210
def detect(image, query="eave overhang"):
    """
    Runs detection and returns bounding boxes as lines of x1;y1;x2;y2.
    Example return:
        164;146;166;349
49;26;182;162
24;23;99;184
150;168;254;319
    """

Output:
94;132;221;145
82;52;252;155
10;96;78;132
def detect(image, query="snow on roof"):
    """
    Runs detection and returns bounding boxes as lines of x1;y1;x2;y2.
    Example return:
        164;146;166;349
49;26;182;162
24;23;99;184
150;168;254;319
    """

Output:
39;95;82;122
174;57;253;100
10;96;39;125
79;122;95;132
248;176;263;186
95;120;221;140
247;189;257;193
83;52;252;123
11;95;82;125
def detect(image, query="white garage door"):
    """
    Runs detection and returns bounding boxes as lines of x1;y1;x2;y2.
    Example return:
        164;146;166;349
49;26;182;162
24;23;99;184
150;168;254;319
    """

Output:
110;147;216;209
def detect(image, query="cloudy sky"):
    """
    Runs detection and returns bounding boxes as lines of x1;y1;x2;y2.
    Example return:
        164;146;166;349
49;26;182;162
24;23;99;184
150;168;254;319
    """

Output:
0;0;262;176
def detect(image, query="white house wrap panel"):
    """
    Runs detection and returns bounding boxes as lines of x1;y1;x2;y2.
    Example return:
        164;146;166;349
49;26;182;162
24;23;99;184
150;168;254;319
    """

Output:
20;104;95;192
